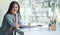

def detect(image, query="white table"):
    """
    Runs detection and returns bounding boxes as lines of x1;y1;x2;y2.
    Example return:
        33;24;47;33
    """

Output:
14;26;60;35
15;26;49;35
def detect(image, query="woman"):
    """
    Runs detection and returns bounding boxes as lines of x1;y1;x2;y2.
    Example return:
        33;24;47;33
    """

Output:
0;1;23;35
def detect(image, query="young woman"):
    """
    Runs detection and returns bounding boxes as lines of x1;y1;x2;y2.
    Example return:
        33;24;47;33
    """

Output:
0;1;23;35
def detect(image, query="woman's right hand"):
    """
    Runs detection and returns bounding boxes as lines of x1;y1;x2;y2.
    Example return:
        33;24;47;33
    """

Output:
15;14;18;22
14;14;20;28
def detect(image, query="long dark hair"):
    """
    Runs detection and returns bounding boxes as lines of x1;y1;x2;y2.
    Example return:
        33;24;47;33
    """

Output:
4;1;21;19
6;1;20;14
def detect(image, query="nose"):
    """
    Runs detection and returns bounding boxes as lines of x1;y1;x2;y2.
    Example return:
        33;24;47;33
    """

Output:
14;9;15;11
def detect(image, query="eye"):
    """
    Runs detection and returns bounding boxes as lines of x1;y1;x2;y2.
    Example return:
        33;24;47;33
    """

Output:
16;6;18;8
13;4;18;9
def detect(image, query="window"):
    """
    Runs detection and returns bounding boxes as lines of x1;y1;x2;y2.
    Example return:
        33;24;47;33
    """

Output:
19;0;57;24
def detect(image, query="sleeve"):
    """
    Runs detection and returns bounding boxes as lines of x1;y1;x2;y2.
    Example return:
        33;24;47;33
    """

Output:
18;16;30;28
5;15;16;28
18;15;24;27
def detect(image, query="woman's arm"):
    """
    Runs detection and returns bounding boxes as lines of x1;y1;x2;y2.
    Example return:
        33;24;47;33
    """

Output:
5;14;16;28
14;14;20;29
18;14;24;28
5;14;20;29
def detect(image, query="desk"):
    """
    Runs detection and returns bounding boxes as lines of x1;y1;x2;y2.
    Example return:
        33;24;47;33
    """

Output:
18;31;60;35
13;22;60;35
14;25;60;35
14;26;49;35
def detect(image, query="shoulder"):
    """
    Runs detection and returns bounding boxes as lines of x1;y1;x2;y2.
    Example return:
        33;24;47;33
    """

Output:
5;13;14;18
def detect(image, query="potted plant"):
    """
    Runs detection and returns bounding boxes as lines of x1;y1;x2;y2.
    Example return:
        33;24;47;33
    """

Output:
50;18;56;31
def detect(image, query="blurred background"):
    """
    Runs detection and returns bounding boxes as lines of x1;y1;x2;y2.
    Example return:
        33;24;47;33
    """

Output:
0;0;60;31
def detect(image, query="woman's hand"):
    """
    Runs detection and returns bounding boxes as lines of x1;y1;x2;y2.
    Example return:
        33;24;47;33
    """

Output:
15;14;18;23
14;14;20;28
7;27;12;32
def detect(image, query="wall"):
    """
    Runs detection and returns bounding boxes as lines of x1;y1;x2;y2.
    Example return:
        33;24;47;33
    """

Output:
0;0;11;27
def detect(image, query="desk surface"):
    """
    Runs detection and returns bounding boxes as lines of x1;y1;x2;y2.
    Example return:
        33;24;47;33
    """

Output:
16;28;60;35
15;25;60;35
17;26;49;32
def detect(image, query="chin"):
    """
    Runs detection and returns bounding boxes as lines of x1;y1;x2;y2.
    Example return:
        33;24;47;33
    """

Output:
13;13;16;14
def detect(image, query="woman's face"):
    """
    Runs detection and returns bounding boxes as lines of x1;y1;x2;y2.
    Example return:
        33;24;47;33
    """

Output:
11;4;18;14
